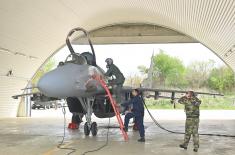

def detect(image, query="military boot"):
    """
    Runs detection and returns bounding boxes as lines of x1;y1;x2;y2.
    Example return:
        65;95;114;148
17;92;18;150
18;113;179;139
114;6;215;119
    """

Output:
194;144;199;152
179;144;187;150
138;137;145;142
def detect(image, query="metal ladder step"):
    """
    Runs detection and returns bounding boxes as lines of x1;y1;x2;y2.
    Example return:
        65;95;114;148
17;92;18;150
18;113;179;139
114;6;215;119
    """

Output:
92;75;128;141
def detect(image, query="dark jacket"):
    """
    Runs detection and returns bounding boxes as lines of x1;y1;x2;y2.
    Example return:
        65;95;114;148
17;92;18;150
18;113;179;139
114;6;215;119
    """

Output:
105;64;125;85
124;95;144;116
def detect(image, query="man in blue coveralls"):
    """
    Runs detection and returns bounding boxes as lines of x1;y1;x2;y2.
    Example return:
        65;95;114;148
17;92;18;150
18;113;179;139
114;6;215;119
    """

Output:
122;89;145;142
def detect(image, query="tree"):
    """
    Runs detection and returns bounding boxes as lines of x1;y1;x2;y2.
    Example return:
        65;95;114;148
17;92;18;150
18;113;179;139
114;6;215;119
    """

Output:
138;49;186;88
31;58;56;89
137;65;148;75
125;74;143;87
208;66;235;93
152;50;185;88
185;60;215;89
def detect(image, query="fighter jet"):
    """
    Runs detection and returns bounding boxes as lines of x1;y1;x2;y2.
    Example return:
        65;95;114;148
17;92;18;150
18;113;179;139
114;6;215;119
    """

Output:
13;27;223;136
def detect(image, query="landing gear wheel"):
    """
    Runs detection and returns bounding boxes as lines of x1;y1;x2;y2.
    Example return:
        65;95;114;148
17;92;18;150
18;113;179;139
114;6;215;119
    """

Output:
91;122;98;136
84;122;90;136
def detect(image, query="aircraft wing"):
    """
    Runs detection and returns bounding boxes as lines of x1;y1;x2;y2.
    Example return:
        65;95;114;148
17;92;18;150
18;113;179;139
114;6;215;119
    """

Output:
12;92;58;102
122;87;223;100
12;92;41;99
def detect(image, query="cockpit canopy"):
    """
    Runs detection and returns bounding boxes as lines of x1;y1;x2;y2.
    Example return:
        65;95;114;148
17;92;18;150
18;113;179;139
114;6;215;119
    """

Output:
59;52;95;66
81;52;95;65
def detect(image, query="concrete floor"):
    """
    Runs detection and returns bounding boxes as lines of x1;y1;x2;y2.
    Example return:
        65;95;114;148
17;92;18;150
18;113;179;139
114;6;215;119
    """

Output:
0;110;235;155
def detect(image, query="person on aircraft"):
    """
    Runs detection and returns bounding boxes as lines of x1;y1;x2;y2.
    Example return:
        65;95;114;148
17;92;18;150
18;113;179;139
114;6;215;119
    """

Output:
104;58;125;104
178;90;201;152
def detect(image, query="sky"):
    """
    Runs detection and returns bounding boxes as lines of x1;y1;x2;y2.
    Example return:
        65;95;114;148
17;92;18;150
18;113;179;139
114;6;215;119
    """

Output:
54;43;224;77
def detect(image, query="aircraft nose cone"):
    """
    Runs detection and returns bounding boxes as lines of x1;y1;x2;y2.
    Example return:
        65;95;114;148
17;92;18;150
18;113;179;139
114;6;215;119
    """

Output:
37;71;66;97
37;74;54;93
37;64;89;98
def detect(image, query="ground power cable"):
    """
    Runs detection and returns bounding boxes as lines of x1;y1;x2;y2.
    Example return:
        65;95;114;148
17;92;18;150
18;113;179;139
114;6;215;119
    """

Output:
81;117;111;155
57;106;77;155
141;97;235;138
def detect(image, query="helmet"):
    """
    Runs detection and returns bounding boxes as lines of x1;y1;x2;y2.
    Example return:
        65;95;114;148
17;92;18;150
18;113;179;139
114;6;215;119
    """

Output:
105;58;113;65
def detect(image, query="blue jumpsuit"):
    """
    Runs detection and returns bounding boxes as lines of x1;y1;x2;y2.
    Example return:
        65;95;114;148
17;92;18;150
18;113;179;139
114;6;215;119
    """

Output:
123;95;145;138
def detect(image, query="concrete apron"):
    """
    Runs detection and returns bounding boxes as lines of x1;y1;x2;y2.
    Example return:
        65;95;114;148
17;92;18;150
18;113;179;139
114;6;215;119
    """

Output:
0;115;234;155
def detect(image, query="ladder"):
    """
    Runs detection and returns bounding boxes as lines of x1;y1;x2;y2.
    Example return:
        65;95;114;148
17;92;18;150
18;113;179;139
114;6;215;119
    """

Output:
92;75;128;141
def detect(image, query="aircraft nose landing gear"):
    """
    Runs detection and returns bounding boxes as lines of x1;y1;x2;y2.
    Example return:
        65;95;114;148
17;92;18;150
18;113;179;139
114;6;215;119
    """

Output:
91;122;97;136
84;122;98;136
84;122;90;136
79;98;98;136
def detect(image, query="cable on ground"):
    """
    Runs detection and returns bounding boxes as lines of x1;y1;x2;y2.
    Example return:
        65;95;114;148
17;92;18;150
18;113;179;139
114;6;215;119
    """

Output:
81;118;111;155
141;97;235;138
57;106;77;155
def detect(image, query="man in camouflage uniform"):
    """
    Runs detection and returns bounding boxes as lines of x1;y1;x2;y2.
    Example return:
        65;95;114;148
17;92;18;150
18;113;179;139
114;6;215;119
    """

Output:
178;91;201;152
104;58;125;104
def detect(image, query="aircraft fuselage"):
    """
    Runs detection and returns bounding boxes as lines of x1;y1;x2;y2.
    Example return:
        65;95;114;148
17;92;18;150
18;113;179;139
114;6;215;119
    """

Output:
37;63;104;98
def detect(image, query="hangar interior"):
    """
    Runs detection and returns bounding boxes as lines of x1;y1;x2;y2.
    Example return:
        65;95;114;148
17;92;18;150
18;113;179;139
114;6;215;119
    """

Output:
0;0;234;155
0;0;234;117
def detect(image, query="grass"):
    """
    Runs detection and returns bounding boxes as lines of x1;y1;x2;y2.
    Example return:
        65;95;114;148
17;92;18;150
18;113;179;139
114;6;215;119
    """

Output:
145;95;235;110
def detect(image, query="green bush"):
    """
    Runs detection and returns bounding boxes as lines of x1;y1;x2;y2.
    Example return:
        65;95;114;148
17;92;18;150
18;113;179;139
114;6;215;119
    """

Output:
145;96;235;110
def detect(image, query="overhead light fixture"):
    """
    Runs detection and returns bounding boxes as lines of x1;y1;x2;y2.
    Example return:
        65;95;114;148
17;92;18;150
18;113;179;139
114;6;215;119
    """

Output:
231;45;235;52
15;52;26;56
224;45;235;57
0;74;30;81
29;56;37;59
0;47;38;60
0;47;11;54
6;69;13;76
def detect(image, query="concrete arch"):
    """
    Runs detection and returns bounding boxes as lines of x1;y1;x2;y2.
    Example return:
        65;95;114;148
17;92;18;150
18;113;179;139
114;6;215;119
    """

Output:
0;0;234;117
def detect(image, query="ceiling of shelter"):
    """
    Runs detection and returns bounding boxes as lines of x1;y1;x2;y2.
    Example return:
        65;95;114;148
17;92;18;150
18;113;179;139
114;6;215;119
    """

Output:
74;24;198;44
0;0;234;83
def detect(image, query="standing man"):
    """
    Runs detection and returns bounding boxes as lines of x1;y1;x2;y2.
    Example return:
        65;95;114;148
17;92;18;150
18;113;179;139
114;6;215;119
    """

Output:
122;89;145;142
178;91;201;152
104;58;125;104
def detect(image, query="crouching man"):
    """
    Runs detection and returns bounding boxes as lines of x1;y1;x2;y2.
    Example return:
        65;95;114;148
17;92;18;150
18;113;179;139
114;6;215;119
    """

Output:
122;89;145;142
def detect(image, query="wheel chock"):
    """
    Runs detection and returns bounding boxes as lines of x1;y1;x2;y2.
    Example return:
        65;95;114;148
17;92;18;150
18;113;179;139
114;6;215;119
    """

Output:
68;122;79;129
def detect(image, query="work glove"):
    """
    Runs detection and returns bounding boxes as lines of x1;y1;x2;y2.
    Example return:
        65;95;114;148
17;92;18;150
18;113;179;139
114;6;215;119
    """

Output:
192;101;200;106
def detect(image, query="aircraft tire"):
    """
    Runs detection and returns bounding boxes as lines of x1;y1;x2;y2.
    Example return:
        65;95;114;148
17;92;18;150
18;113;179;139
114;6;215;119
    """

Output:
91;122;98;136
84;122;90;136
